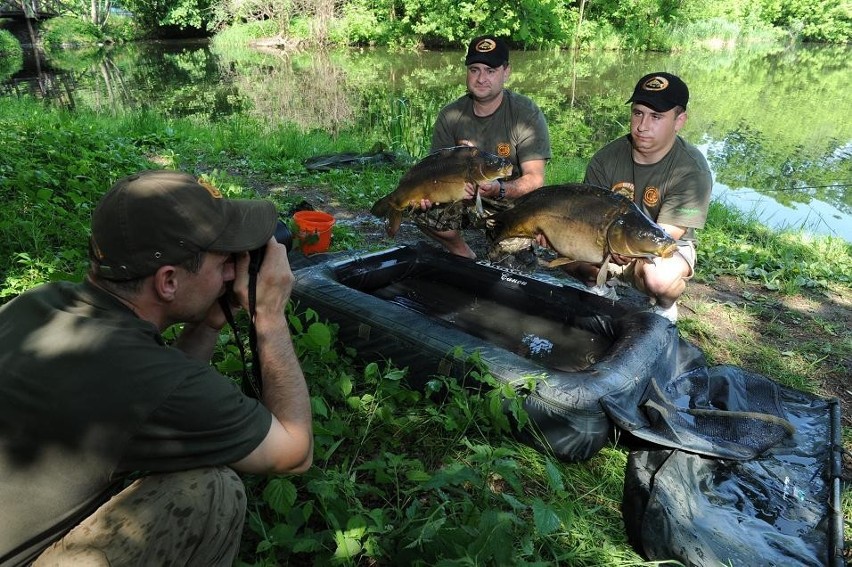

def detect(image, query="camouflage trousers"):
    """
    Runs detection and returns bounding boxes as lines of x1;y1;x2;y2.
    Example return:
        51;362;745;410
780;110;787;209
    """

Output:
33;467;245;567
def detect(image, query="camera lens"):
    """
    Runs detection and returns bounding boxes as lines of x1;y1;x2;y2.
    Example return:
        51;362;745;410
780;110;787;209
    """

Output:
273;219;293;252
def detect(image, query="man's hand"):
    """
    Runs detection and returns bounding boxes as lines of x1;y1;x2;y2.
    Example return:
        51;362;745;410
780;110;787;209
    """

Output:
231;238;293;321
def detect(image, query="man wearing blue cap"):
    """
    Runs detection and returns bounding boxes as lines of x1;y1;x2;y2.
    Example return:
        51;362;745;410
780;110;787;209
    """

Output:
570;72;712;323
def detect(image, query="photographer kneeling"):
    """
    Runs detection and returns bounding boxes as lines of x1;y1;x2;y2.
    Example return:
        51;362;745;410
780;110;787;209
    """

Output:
0;170;313;566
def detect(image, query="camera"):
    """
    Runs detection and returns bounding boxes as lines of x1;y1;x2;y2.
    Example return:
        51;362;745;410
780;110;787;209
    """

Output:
248;218;293;274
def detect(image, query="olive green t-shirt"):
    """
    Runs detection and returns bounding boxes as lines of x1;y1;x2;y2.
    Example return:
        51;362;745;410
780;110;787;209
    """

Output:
584;135;713;240
430;89;551;179
0;280;272;564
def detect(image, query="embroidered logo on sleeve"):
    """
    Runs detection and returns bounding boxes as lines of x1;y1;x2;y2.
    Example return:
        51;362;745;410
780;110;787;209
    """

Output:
496;143;511;158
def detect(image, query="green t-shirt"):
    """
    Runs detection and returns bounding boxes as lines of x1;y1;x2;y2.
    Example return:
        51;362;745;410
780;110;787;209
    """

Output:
584;135;713;240
0;280;271;564
430;89;551;178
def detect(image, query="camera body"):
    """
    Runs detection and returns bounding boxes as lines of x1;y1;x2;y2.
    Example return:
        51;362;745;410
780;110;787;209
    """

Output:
248;218;293;274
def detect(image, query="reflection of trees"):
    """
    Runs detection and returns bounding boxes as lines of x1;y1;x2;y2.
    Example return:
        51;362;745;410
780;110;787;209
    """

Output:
708;124;852;215
217;47;357;133
40;44;243;119
5;42;850;213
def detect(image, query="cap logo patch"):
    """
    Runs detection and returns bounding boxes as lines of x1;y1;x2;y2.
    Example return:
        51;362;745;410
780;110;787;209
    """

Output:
197;178;223;199
643;186;661;207
643;76;670;92
496;143;511;158
475;39;497;53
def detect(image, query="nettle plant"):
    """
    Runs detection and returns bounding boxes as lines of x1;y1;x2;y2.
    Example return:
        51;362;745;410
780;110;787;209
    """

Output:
229;305;576;566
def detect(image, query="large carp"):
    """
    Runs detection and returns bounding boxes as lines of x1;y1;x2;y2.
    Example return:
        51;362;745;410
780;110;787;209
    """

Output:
371;145;512;236
486;183;678;286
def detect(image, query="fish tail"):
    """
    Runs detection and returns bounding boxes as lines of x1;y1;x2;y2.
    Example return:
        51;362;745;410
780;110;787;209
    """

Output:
386;210;403;237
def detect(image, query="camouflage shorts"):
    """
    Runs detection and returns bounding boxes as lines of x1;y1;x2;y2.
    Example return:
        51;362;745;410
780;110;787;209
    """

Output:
412;197;512;232
34;467;245;567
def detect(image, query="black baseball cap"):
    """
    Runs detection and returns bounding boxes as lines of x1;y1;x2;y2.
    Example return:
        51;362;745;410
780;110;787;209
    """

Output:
465;35;509;68
627;72;689;112
90;170;277;280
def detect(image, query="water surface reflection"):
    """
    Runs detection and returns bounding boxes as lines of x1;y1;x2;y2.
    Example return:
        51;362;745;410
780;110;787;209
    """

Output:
4;42;850;241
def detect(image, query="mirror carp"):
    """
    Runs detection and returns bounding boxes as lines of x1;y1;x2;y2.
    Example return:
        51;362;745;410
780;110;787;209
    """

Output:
371;145;512;236
486;183;678;286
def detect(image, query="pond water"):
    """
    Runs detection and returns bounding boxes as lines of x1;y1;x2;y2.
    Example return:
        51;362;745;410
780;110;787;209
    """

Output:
4;41;850;242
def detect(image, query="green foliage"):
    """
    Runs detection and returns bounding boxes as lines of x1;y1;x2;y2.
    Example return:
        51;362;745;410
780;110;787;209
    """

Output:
584;0;686;50
40;16;104;49
120;0;214;31
389;0;575;47
102;14;145;43
760;0;852;43
331;1;394;45
0;29;23;80
696;202;852;291
0;99;153;297
236;307;639;565
211;21;280;47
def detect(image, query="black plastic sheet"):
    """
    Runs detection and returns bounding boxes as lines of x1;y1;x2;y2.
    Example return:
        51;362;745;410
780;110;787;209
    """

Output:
621;372;844;566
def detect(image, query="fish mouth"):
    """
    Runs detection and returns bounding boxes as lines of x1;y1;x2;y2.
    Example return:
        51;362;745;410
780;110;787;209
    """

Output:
660;242;678;257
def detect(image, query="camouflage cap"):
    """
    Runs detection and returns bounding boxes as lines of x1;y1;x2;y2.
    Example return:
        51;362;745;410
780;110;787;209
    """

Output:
90;170;276;280
627;72;689;112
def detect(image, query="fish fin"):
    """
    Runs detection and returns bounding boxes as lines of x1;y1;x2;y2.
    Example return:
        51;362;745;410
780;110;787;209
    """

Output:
546;257;575;268
386;210;403;237
595;253;612;288
370;195;390;217
474;187;484;215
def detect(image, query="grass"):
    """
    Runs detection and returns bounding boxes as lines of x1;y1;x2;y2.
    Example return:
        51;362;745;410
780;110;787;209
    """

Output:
1;96;849;565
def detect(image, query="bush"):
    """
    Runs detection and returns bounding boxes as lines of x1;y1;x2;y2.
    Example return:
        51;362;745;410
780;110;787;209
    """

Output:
40;15;103;49
212;20;280;47
102;14;143;43
0;29;23;80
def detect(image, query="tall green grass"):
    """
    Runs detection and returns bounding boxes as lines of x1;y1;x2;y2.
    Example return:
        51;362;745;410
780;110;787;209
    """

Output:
698;201;852;293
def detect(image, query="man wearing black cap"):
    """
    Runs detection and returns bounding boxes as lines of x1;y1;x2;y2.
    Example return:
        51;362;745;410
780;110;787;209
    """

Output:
571;72;712;322
0;170;313;565
416;34;552;259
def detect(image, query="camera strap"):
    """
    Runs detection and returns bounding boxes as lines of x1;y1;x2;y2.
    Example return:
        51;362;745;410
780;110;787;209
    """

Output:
218;270;263;399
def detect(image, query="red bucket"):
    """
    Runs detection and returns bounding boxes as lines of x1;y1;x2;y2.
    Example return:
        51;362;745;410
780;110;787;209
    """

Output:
293;210;335;255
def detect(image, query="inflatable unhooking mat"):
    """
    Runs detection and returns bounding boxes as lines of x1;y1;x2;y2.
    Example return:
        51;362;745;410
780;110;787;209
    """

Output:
291;243;682;463
290;244;844;564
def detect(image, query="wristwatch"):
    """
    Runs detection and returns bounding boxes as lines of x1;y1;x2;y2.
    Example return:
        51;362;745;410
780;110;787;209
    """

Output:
497;180;506;200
